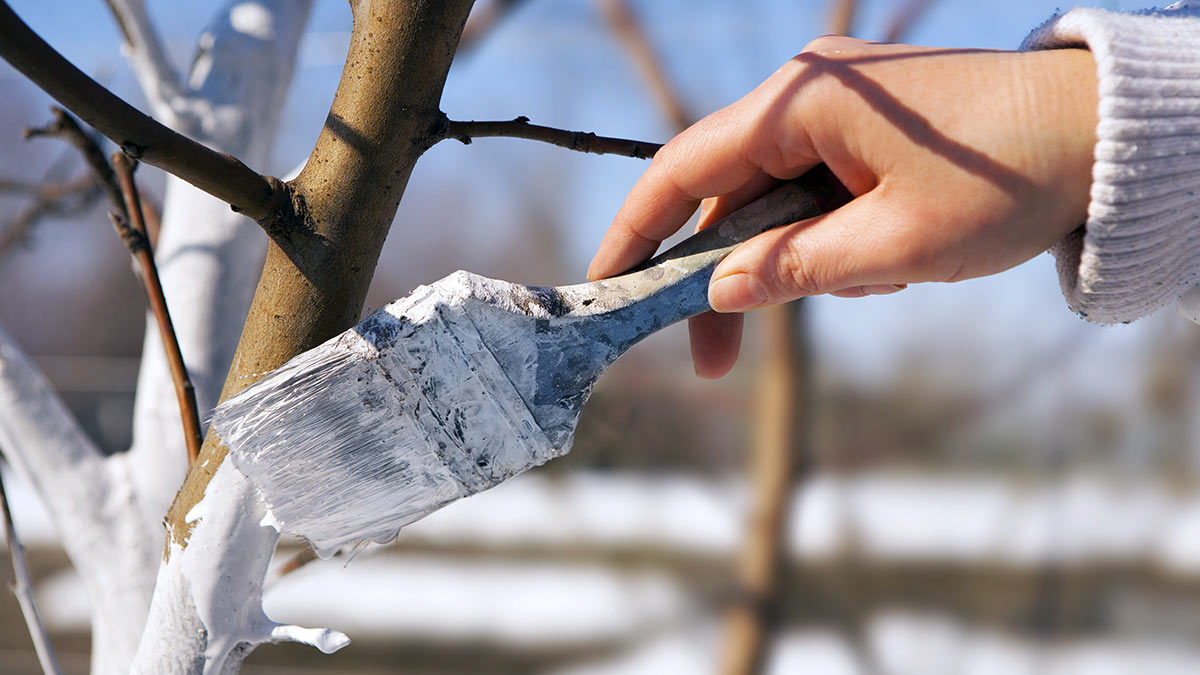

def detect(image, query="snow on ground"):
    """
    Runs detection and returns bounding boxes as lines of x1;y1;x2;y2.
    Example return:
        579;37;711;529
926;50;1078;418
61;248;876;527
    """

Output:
11;467;1200;571
400;470;1200;572
263;553;690;645
553;613;1200;675
22;463;1200;671
37;549;692;643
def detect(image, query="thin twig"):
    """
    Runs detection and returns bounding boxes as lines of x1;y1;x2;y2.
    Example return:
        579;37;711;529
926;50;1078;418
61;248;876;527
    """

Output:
0;2;278;220
111;153;202;466
595;0;693;130
882;0;936;43
102;0;181;106
0;178;40;193
139;190;162;247
274;548;318;581
0;175;100;256
25;107;127;221
443;116;661;159
24;107;163;244
827;0;858;39
459;0;528;53
0;457;64;675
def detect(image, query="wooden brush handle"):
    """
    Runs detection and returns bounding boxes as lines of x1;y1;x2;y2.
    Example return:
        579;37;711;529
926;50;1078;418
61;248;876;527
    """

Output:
556;165;851;355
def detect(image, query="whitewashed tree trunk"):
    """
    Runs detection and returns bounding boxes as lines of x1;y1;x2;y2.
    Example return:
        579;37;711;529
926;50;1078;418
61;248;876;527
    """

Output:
0;1;314;672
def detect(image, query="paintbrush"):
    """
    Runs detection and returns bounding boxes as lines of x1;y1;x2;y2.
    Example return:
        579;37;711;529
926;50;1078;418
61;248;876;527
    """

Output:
212;166;850;557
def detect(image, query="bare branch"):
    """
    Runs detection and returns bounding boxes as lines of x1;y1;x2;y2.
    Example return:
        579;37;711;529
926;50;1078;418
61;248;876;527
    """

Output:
274;548;318;581
102;0;181;113
459;0;528;53
443;116;661;159
0;175;100;256
0;322;155;675
25;107;126;219
0;458;63;675
595;0;693;130
882;0;936;43
111;153;202;466
0;178;40;193
0;1;279;220
139;189;161;247
827;0;858;37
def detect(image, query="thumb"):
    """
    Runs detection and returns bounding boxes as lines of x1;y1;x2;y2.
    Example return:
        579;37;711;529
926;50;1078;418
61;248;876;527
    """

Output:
708;189;915;311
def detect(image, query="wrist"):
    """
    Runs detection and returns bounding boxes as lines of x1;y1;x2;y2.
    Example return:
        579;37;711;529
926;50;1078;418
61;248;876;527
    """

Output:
1017;48;1098;241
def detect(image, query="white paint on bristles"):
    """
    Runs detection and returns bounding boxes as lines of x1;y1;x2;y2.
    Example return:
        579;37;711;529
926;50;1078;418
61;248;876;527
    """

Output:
215;272;564;558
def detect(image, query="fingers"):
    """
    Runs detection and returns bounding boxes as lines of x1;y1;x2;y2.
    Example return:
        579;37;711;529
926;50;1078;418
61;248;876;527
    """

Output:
695;172;783;232
588;95;821;280
688;312;743;379
828;284;907;298
708;187;920;312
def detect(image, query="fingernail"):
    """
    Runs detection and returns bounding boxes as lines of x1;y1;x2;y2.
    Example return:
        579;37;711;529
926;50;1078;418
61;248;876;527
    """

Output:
709;273;767;313
861;284;906;295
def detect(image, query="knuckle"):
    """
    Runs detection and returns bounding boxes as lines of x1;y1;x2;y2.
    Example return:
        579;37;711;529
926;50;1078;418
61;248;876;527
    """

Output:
798;34;866;58
799;34;841;56
773;238;823;298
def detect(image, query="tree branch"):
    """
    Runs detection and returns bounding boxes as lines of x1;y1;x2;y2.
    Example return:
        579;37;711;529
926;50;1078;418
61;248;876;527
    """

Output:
0;323;156;675
0;175;99;256
0;457;63;675
24;107;126;220
882;0;936;43
102;0;181;116
595;0;693;131
443;116;661;159
459;0;528;53
139;1;473;668
0;1;279;220
827;0;858;38
0;178;40;193
111;154;202;466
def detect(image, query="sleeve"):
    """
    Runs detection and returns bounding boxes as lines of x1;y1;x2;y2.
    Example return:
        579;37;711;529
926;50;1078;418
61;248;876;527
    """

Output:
1021;2;1200;324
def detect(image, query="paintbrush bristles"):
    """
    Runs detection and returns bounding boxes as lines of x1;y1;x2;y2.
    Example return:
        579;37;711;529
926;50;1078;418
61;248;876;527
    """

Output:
213;274;562;557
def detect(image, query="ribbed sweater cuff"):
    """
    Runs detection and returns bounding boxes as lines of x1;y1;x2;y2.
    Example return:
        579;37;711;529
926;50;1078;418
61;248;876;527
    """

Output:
1023;5;1200;324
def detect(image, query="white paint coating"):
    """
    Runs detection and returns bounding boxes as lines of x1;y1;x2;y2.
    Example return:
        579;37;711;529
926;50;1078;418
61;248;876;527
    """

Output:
230;3;276;40
132;460;347;674
215;272;561;557
1177;285;1200;324
0;325;157;675
0;1;314;673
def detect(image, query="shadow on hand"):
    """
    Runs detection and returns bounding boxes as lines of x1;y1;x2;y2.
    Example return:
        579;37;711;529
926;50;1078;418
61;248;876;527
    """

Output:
764;48;1036;197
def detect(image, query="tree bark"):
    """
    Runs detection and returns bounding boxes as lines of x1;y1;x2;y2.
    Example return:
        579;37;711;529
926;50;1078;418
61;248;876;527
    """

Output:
136;1;477;672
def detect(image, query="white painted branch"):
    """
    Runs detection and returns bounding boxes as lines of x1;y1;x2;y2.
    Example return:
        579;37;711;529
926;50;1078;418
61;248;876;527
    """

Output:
123;0;312;534
130;461;347;675
0;464;63;675
103;0;182;123
0;1;315;673
124;1;319;673
0;325;157;675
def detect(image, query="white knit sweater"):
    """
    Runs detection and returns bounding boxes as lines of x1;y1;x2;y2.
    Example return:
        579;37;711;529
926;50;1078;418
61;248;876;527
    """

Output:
1022;2;1200;324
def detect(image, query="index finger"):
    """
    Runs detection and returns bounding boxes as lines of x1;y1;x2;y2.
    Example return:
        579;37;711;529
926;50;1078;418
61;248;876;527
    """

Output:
586;56;834;279
588;99;808;280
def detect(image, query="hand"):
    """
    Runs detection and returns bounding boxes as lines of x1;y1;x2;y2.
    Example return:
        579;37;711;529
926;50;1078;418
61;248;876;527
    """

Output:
587;37;1098;378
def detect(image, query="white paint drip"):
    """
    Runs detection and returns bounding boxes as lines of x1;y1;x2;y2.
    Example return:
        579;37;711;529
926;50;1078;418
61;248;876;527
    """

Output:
214;272;562;558
170;460;348;672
